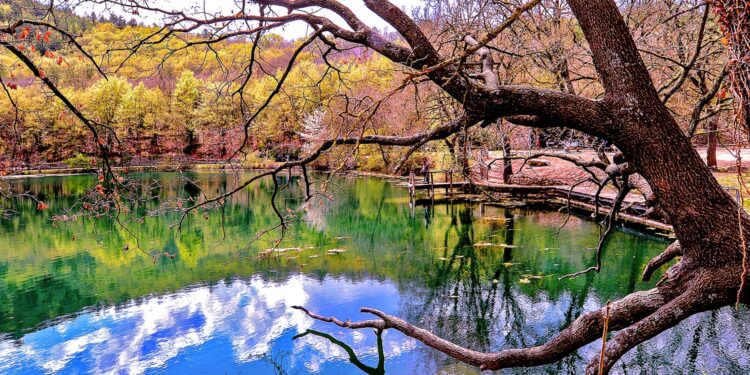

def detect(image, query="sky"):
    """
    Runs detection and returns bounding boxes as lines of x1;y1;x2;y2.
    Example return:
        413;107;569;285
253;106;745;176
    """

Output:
77;0;424;39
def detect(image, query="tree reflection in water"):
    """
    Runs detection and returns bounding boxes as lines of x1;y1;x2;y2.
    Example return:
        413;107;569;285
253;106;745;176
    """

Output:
2;174;749;374
295;329;385;375
310;204;750;374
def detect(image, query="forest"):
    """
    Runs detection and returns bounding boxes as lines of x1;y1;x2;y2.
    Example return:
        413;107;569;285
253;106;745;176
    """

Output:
0;0;735;173
0;11;400;168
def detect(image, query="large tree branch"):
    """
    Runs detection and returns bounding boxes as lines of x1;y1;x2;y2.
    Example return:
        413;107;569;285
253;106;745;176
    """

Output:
294;287;673;371
464;35;500;91
251;0;422;67
567;0;661;100
362;0;442;67
586;285;720;374
492;86;615;138
642;241;682;282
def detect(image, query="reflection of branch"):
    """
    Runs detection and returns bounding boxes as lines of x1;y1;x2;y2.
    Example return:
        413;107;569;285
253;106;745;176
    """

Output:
561;183;632;279
293;329;384;375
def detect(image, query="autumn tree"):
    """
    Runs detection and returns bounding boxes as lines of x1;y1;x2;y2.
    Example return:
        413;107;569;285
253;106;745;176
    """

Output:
171;70;201;155
115;82;165;155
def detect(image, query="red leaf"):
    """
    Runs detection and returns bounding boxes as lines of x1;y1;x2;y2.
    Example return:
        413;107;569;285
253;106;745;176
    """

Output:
18;27;30;39
43;30;52;44
718;88;728;100
7;83;17;90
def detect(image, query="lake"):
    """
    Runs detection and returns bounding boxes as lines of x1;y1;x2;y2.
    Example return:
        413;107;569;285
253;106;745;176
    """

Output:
0;172;747;374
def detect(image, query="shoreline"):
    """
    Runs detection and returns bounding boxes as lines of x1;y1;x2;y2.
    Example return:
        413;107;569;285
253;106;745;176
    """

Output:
1;162;673;234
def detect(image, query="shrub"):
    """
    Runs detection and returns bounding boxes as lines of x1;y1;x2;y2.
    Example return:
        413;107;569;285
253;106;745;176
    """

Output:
62;154;95;168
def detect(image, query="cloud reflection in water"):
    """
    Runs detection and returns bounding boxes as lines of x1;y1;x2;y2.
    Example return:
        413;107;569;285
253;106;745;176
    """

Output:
0;275;416;374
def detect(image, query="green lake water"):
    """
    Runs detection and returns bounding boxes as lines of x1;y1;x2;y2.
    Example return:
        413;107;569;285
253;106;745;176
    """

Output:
0;172;747;374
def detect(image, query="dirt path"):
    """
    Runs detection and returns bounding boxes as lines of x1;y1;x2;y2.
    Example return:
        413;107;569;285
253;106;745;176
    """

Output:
481;147;750;206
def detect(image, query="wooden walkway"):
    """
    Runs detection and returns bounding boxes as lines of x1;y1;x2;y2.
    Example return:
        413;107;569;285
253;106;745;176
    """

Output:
404;170;470;200
405;169;673;232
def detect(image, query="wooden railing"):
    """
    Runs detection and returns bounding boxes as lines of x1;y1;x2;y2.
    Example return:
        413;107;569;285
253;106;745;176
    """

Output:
408;170;468;202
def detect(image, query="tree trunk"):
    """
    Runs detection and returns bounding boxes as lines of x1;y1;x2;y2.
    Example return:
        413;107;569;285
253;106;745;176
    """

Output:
502;133;512;184
706;119;717;169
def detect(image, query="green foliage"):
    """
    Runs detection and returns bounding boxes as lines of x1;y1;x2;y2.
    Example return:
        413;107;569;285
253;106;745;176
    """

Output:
173;70;200;120
86;76;131;126
115;82;164;133
0;19;405;164
61;153;94;168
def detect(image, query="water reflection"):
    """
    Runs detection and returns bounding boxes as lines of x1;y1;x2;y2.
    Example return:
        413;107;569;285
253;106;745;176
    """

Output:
0;276;417;374
0;173;748;374
1;275;748;374
294;330;385;375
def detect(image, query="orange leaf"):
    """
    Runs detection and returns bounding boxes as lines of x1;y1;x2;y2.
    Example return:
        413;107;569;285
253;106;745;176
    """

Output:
44;50;54;58
18;27;30;39
35;32;41;42
30;45;36;52
43;30;52;44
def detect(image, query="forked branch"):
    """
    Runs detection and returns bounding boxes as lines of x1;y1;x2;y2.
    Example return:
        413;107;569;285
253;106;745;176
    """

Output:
642;241;682;282
294;287;674;372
